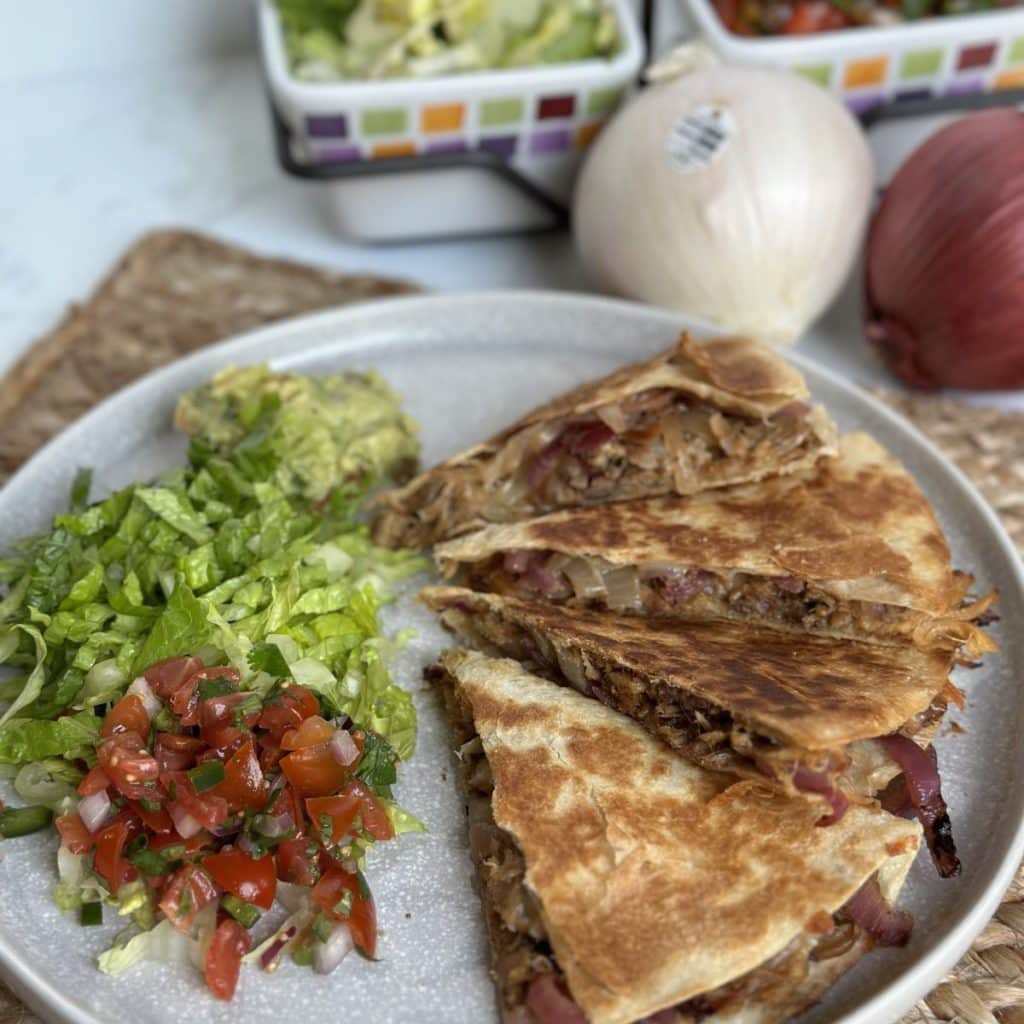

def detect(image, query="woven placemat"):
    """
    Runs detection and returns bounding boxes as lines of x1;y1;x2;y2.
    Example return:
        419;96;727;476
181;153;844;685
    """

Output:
0;233;1021;1024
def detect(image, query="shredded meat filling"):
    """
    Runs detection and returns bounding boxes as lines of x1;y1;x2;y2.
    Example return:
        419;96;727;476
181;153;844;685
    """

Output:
372;391;823;548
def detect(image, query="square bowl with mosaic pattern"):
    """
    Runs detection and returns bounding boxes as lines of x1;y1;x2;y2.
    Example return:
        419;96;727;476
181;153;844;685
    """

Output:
677;0;1024;118
259;0;644;242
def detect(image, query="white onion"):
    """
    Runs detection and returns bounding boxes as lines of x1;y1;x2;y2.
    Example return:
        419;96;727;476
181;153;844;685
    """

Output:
314;922;354;975
573;45;874;347
602;567;643;611
168;804;202;840
79;790;114;834
127;676;162;719
564;558;607;600
329;730;360;767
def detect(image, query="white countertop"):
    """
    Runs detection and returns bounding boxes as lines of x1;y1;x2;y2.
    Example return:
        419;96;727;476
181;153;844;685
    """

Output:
1;1;1021;411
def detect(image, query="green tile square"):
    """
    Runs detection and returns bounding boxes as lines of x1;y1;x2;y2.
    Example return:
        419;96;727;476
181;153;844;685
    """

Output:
900;49;944;79
479;98;524;127
1008;36;1024;66
794;63;832;86
360;108;408;136
585;86;624;116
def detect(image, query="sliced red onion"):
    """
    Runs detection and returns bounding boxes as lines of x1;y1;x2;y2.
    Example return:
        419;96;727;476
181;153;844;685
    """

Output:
525;974;587;1024
78;790;114;834
313;922;354;975
236;832;259;856
844;876;913;947
503;550;533;575
878;734;959;877
127;676;162;719
775;575;805;594
524;562;570;598
525;436;567;488
793;766;849;826
563;419;616;455
260;924;299;972
329;730;360;767
253;810;294;839
168;803;202;840
657;567;716;605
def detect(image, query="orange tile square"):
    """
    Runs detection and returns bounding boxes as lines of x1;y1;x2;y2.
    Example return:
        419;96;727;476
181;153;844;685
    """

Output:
576;121;604;149
996;68;1024;90
843;56;889;89
371;140;417;159
421;103;465;134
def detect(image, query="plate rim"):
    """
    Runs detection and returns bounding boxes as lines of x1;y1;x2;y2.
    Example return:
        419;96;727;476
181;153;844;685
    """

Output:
1;289;1022;1024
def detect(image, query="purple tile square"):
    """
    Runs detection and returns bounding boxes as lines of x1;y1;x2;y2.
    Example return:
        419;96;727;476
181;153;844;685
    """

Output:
425;138;469;155
896;88;933;102
528;128;571;156
314;144;362;165
306;114;349;139
946;77;985;95
479;134;518;160
845;93;886;116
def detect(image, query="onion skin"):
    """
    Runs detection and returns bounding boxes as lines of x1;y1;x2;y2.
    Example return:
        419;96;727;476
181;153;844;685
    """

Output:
865;109;1024;390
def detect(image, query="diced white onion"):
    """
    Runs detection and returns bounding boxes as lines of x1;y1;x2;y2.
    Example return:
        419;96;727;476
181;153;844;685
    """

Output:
602;567;643;611
564;558;607;600
329;730;360;767
79;790;114;834
314;922;354;975
127;676;162;719
168;804;202;839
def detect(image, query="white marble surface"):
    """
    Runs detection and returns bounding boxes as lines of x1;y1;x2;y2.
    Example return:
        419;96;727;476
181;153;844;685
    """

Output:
1;2;1021;410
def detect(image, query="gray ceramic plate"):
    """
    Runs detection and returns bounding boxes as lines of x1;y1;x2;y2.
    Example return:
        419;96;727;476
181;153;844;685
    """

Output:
1;293;1022;1024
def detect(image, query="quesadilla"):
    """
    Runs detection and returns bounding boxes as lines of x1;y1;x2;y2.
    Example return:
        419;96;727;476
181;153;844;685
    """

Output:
424;585;962;877
371;333;836;549
432;650;922;1024
435;432;996;658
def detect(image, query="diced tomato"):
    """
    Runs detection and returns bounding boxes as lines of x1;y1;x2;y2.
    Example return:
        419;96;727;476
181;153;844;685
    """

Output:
149;829;212;857
199;692;259;750
257;685;320;740
97;731;161;800
305;794;361;847
342;779;394;841
159;864;220;932
55;812;95;855
94;816;142;893
280;742;348;797
133;801;174;834
783;1;849;33
257;734;284;774
281;715;335;751
169;677;200;726
211;740;267;812
202;849;277;910
205;918;251;1001
101;693;151;739
163;771;230;831
143;656;203;698
312;867;377;957
155;733;206;773
77;766;111;797
274;837;321;886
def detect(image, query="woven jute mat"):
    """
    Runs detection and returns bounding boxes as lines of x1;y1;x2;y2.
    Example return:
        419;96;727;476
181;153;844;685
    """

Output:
0;231;1021;1024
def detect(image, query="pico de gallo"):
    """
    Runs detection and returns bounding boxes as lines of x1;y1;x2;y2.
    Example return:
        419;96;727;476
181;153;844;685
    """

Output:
21;654;407;1000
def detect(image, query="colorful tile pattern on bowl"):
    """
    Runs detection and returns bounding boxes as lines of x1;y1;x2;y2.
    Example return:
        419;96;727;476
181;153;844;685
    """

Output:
786;32;1024;115
298;85;625;168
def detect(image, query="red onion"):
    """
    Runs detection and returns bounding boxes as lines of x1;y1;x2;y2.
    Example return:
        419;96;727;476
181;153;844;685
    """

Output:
865;110;1024;389
329;730;360;767
260;924;299;972
253;810;295;838
878;734;959;878
843;877;913;947
78;790;114;833
525;974;588;1024
314;922;354;975
503;550;533;575
792;766;849;826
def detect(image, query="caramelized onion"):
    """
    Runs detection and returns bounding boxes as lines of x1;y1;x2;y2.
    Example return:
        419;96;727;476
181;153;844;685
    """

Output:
865;109;1024;389
843;877;913;947
602;566;642;611
526;974;587;1024
564;557;607;600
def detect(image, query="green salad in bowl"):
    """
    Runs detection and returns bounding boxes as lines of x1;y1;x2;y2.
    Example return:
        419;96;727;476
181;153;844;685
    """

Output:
277;0;622;80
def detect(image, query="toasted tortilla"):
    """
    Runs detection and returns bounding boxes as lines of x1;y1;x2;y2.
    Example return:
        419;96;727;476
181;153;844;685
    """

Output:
436;432;977;620
371;333;837;548
439;650;921;1024
422;586;952;754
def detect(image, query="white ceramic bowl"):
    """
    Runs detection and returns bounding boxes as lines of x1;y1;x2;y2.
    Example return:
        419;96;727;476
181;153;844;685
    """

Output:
259;1;645;241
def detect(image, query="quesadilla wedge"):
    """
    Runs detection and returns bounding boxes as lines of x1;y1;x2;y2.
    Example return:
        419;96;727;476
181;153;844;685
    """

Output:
432;650;922;1024
371;333;836;549
423;586;963;877
435;432;996;658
